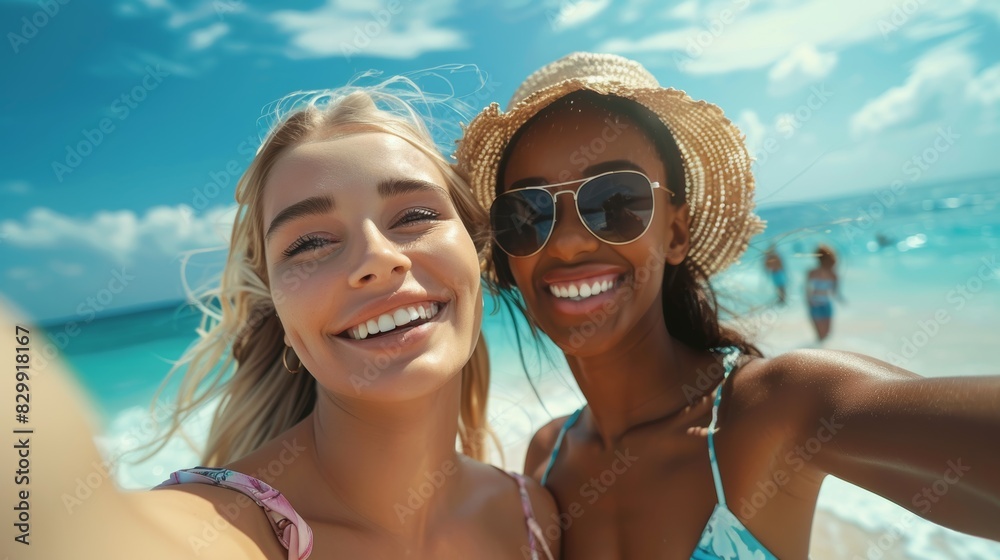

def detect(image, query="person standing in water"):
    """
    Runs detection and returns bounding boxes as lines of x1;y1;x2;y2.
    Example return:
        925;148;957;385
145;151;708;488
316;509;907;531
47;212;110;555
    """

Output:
764;246;787;305
806;244;841;342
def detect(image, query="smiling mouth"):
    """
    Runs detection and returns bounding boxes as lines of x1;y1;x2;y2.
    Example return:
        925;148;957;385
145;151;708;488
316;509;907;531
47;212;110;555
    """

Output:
546;273;626;302
337;302;443;341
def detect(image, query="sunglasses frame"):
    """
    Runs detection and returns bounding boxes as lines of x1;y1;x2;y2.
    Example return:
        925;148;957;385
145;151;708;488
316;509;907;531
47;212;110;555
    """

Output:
491;170;674;258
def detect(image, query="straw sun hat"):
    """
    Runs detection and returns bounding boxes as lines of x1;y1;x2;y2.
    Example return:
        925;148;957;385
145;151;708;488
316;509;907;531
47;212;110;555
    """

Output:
454;52;765;277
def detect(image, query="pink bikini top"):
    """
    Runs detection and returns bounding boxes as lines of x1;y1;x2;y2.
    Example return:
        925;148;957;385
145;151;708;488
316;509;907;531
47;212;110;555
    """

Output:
155;466;553;560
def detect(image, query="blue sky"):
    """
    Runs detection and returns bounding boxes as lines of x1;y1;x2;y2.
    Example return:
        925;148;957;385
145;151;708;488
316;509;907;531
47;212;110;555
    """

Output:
2;0;999;320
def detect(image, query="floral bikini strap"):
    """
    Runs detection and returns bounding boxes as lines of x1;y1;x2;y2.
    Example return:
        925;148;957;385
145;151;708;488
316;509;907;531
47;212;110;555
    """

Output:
507;471;556;560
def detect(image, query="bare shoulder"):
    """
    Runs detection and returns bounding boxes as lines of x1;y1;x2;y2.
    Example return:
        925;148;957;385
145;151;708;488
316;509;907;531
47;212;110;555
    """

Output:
523;413;574;480
726;348;922;429
140;481;288;560
519;472;561;557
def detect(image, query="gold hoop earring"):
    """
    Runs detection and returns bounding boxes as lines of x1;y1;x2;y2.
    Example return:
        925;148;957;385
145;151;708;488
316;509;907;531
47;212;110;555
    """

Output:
282;346;302;374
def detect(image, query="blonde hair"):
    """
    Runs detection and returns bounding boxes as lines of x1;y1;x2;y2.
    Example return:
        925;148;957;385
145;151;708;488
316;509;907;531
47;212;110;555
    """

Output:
148;81;496;466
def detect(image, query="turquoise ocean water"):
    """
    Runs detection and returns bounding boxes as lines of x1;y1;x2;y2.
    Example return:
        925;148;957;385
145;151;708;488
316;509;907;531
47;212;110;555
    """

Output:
42;175;1000;558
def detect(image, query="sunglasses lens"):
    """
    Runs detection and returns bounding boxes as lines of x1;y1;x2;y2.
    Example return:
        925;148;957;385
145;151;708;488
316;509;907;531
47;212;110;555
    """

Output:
491;189;555;257
578;172;654;243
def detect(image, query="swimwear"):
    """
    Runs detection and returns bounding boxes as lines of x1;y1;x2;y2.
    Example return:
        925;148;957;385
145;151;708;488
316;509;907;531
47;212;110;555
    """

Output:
541;347;779;560
155;465;553;559
807;277;836;320
769;269;787;289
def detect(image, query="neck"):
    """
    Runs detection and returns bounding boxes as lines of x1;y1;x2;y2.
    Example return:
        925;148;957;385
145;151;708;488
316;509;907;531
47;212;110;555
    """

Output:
306;375;465;540
565;303;705;448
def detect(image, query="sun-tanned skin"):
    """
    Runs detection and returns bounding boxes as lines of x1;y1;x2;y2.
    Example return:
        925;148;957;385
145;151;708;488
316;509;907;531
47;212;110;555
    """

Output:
507;106;1000;559
143;133;560;560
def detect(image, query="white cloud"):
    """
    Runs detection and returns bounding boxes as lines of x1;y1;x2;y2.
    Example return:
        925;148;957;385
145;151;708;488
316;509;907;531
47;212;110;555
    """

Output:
768;44;837;95
551;0;612;31
849;38;977;137
270;0;466;60
596;0;989;75
966;62;1000;107
0;205;235;263
2;180;31;195
116;0;235;28
737;109;767;156
49;261;85;278
666;0;698;21
189;22;229;50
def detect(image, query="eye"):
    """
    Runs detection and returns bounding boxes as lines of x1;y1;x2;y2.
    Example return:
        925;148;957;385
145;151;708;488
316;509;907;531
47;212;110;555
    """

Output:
282;234;336;257
394;207;440;227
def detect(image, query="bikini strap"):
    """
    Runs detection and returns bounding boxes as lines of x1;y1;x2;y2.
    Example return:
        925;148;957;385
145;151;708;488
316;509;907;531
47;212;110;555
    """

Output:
707;346;741;507
507;471;556;560
155;467;313;560
540;406;585;486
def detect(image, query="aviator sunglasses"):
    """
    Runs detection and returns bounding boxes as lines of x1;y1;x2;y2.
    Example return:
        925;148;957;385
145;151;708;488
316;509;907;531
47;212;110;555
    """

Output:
490;170;674;258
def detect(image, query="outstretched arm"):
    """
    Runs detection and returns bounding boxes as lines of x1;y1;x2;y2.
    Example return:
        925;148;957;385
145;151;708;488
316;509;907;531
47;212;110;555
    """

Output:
0;298;263;559
766;349;1000;540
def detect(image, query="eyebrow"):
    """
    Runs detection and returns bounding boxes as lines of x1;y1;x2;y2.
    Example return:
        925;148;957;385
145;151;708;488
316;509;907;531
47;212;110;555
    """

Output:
265;178;449;242
506;159;648;191
377;177;449;199
265;195;334;242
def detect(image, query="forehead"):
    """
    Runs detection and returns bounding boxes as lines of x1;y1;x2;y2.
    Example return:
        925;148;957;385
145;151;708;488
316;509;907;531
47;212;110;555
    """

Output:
501;102;663;185
263;132;446;220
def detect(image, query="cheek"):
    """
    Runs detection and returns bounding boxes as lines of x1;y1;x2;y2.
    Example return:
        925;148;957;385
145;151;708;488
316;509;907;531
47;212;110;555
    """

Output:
506;257;537;294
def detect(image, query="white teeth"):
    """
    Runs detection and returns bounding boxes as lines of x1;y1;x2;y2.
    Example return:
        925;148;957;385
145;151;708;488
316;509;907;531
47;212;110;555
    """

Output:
346;303;441;340
549;277;618;301
393;308;411;326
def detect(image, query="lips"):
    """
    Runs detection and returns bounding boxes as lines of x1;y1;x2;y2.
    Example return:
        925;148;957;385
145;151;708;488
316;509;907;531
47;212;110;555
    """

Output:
338;301;442;340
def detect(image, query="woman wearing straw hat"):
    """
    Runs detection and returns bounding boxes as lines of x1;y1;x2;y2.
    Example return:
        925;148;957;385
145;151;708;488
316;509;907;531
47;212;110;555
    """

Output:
5;82;560;560
455;52;1000;559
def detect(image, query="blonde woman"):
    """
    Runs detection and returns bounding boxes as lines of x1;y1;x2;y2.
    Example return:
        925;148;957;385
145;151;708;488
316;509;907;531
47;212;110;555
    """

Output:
8;84;558;560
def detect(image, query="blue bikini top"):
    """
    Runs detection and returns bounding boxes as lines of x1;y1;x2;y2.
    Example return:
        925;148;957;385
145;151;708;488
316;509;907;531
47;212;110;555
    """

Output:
540;347;779;560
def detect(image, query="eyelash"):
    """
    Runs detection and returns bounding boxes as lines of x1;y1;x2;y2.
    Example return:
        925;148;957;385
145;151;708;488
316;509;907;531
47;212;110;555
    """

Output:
281;208;441;258
282;234;332;257
396;207;440;225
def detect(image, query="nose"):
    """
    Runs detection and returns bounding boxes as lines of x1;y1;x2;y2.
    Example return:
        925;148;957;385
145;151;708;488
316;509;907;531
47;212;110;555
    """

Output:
348;221;411;288
545;191;599;261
